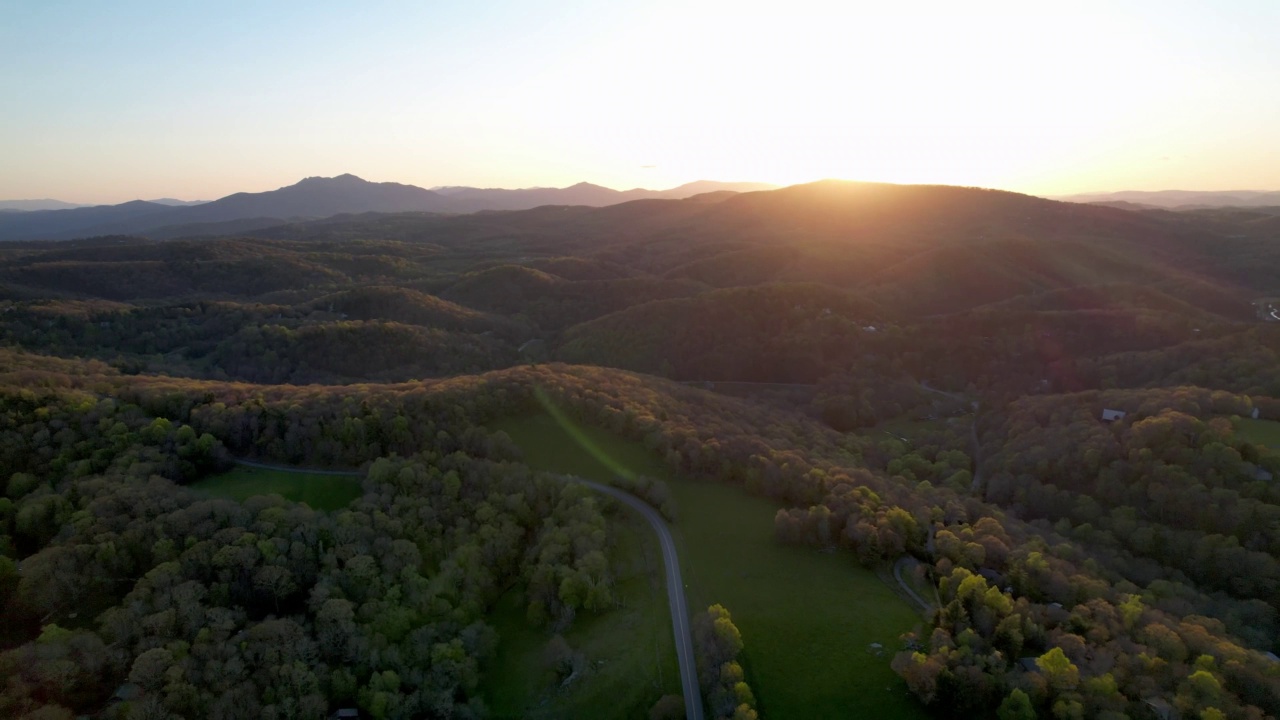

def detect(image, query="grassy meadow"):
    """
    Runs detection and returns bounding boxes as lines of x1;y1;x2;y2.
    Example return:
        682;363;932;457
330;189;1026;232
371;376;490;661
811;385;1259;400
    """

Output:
491;412;929;720
479;509;680;719
193;465;362;511
1235;417;1280;449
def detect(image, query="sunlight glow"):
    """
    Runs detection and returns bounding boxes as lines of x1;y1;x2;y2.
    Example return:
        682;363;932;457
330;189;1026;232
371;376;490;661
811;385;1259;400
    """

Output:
1;0;1277;201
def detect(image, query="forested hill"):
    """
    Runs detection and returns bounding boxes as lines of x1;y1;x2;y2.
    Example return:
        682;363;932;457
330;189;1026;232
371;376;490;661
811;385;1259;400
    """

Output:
0;175;777;241
3;179;1280;718
3;349;1280;717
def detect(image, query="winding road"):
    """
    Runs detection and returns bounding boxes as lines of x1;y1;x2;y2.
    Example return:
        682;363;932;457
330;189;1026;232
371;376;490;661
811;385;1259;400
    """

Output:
574;479;704;720
892;556;933;613
232;458;362;476
231;460;704;720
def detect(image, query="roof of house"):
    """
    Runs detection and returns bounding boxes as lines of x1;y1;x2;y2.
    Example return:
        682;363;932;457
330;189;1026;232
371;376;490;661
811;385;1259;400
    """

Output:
113;684;144;701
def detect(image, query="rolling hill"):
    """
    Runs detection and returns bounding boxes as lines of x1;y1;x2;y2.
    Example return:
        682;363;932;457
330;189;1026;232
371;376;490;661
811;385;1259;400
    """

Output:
1059;189;1280;209
558;283;886;382
0;175;776;241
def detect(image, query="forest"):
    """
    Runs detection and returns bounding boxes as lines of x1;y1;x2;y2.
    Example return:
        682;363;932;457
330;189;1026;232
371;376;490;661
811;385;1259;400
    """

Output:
3;180;1280;719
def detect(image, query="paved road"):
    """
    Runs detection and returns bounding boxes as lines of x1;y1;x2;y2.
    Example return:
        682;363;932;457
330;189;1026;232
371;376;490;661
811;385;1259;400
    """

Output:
575;479;704;720
232;458;361;476
235;460;704;719
892;556;933;613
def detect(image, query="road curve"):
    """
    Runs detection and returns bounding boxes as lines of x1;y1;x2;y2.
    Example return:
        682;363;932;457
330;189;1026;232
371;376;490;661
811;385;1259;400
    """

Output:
575;479;704;720
892;556;932;613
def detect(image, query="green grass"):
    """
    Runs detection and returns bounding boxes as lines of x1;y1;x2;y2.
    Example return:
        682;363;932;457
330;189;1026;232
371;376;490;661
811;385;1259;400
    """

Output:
1235;417;1280;449
192;466;362;511
479;511;680;719
485;414;679;719
492;412;929;720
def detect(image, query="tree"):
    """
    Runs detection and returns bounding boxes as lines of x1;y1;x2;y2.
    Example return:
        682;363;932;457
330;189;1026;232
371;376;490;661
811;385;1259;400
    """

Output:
997;689;1036;720
128;647;176;691
1037;646;1079;691
649;694;685;720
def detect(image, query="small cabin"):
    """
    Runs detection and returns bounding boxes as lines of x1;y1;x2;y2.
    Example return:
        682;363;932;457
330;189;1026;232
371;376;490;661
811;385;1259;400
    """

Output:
1101;408;1127;422
1143;698;1180;720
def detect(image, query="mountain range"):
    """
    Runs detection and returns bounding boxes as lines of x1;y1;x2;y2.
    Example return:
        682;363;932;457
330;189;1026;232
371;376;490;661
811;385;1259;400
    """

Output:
1055;189;1280;209
0;197;207;212
0;175;776;241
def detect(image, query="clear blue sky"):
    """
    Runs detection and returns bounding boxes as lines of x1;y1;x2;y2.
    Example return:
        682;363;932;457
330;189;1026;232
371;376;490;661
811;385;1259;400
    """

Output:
2;0;1278;203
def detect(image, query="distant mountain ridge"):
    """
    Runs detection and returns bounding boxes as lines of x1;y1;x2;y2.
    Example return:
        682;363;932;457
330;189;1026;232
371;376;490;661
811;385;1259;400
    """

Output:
0;175;777;241
148;198;208;207
0;199;89;212
1057;189;1280;209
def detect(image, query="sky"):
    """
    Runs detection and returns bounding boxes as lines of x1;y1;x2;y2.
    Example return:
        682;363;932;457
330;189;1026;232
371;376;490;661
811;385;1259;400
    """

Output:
2;0;1278;204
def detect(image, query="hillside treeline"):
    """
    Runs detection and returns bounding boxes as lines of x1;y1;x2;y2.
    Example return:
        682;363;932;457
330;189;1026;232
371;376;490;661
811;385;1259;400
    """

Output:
0;356;631;718
4;180;1280;719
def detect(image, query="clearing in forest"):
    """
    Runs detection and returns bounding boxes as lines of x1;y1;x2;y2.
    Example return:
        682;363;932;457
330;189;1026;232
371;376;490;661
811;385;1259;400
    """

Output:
483;413;679;719
479;507;680;719
1235;417;1280;449
193;465;362;511
491;411;929;720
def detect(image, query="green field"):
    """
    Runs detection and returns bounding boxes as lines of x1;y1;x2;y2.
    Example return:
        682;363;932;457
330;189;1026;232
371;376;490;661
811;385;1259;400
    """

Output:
480;509;680;719
492;412;929;720
193;465;362;511
485;413;679;719
1235;417;1280;449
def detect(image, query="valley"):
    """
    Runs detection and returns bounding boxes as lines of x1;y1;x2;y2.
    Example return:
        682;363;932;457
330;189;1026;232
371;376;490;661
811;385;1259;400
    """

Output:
2;180;1280;719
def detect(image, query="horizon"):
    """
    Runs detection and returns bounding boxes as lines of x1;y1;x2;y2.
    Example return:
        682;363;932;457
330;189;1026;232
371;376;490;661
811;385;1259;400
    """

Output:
4;173;1280;208
3;1;1279;204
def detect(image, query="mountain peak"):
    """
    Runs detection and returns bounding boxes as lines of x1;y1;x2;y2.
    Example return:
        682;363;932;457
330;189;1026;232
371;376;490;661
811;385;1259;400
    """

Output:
296;173;368;186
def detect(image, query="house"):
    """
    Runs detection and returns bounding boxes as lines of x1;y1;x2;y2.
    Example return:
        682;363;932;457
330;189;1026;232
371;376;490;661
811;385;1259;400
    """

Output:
1101;408;1127;422
113;684;143;701
1017;657;1040;672
331;710;360;720
518;338;548;361
1264;651;1279;663
1143;698;1180;720
107;684;144;707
